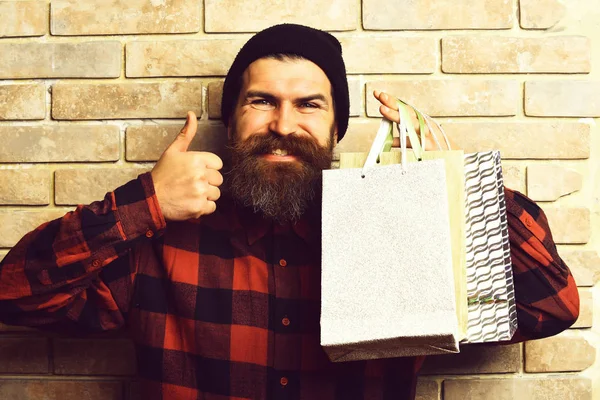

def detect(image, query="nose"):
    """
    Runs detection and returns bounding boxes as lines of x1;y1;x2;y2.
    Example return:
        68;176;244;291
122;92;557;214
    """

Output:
269;102;297;137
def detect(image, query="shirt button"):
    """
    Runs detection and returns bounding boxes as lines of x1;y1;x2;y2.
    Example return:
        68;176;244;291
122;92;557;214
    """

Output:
280;377;288;386
525;217;533;227
279;259;287;267
282;317;290;327
145;230;154;238
92;259;101;268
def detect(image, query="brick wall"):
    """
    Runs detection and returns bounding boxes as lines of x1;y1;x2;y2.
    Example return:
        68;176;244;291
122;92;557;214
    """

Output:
0;0;598;399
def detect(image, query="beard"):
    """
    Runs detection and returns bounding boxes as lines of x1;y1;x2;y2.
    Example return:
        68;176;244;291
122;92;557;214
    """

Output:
225;129;334;223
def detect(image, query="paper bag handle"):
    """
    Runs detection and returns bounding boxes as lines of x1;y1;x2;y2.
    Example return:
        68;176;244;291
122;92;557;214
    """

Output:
397;98;453;152
361;105;419;177
361;99;452;177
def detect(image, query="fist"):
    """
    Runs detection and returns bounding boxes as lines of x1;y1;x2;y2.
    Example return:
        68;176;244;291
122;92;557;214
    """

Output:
373;90;456;151
151;111;223;221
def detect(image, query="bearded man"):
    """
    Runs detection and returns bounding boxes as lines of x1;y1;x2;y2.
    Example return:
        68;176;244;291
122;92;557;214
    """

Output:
0;24;579;400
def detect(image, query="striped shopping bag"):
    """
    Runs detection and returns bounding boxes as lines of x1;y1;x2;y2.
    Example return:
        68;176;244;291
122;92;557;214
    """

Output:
463;150;518;343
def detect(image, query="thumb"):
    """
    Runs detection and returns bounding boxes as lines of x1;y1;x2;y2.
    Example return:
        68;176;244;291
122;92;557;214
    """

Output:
169;111;198;152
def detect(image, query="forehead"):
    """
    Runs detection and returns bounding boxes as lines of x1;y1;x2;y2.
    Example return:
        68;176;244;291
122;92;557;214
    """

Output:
241;58;332;98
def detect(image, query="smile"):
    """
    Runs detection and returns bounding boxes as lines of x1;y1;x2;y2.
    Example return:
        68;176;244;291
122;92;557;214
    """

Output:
271;149;289;156
261;150;298;162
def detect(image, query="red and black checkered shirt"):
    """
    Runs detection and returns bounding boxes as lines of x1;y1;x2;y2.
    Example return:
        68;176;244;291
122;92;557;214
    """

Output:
0;172;579;400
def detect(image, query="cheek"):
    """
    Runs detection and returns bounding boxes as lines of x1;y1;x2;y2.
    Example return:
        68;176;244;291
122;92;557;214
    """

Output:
301;116;334;147
234;109;270;141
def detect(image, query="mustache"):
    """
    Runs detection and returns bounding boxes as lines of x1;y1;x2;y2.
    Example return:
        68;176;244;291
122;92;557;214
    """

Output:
227;132;330;162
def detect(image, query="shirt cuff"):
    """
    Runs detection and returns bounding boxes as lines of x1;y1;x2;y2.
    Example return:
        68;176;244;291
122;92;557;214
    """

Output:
112;172;167;240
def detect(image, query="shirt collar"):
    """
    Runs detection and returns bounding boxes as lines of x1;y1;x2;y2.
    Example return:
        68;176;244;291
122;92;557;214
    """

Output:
236;204;319;246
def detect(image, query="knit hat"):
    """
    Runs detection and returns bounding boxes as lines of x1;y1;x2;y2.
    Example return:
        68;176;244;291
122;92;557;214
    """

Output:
221;24;349;142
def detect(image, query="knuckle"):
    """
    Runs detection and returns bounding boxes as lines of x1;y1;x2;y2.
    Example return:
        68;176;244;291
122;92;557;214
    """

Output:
194;182;207;196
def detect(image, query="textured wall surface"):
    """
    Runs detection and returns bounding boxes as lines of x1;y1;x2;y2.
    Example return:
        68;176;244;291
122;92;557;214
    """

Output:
0;0;598;399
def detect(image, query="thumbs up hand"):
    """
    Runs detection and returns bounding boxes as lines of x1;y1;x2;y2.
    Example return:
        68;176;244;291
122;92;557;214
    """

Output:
150;111;224;221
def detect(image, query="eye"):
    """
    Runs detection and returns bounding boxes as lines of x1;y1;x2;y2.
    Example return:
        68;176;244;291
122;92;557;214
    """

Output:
298;102;321;113
249;99;275;110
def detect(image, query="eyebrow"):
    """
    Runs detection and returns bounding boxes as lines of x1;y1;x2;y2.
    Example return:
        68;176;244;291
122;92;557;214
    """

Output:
245;90;330;105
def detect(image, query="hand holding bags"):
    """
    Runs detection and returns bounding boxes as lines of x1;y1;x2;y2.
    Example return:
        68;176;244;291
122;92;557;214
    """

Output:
320;104;460;362
320;98;517;362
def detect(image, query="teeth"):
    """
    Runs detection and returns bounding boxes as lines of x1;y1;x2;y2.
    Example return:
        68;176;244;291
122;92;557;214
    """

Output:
271;149;289;156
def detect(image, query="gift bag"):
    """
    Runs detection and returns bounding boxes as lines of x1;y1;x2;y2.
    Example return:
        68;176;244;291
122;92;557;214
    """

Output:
339;101;468;342
463;150;518;343
321;112;460;362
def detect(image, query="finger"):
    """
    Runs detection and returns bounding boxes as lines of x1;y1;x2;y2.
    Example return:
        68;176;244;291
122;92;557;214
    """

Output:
373;90;399;111
204;201;217;215
390;136;415;149
168;111;198;152
206;185;221;202
195;201;217;219
198;152;223;170
380;104;401;124
391;133;438;151
205;169;223;186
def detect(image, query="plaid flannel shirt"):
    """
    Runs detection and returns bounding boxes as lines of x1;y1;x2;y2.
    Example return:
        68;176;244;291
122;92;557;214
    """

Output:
0;172;579;400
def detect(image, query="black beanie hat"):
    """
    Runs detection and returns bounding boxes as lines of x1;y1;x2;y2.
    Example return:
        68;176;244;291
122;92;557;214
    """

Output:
221;24;349;142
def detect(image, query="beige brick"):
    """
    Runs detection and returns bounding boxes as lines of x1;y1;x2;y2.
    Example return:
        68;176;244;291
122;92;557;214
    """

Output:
421;344;520;375
501;164;525;193
205;0;357;32
441;122;590;160
0;338;48;373
0;209;70;247
415;379;439;400
0;1;48;37
0;125;119;162
207;81;224;120
0;251;6;263
0;42;121;79
442;36;590;73
571;290;592;328
334;119;381;158
55;168;148;205
366;81;519;117
542;207;591;244
126;122;227;162
0;170;51;205
348;78;362;117
51;0;200;35
561;251;600;287
52;82;202;120
527;164;583;201
0;84;45;120
340;37;436;74
54;338;136;375
0;380;123;400
525;81;600;117
126;39;246;77
525;332;595;372
363;0;513;30
444;377;592;400
520;0;566;29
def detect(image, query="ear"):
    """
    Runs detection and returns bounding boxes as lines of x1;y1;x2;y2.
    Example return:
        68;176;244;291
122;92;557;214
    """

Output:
332;125;338;148
227;114;237;141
